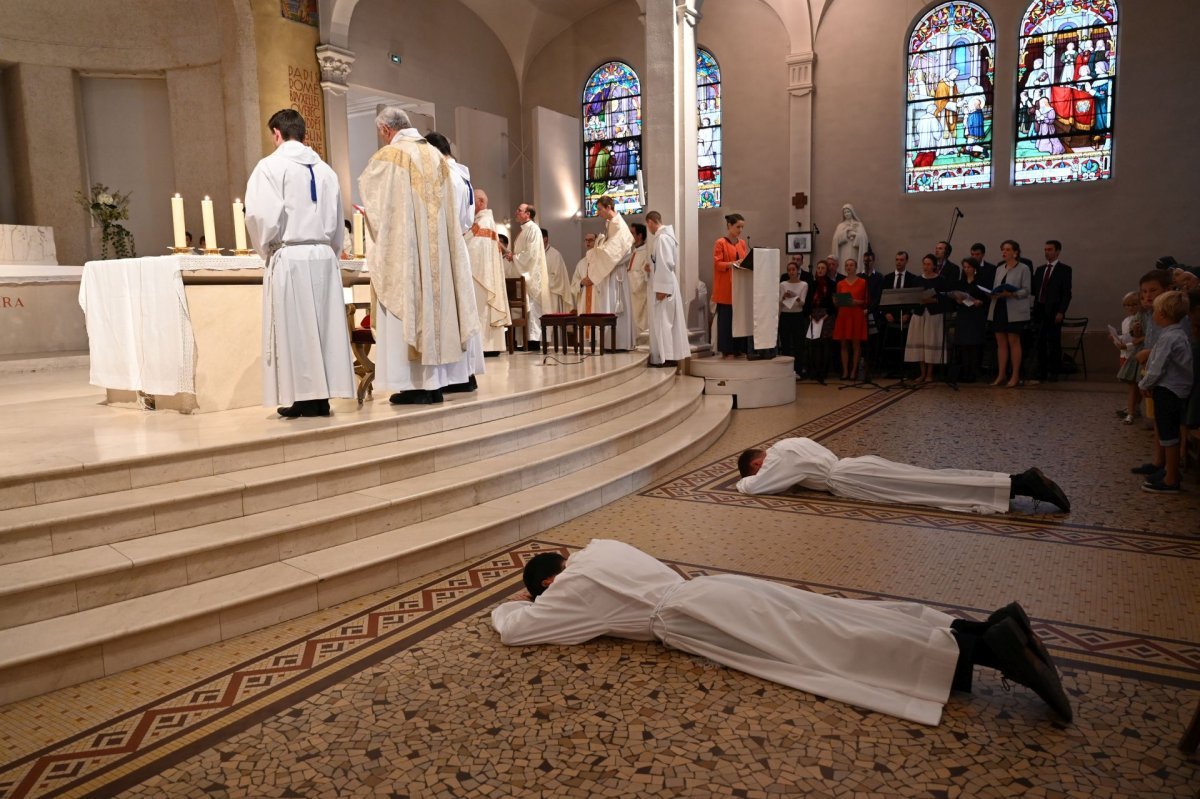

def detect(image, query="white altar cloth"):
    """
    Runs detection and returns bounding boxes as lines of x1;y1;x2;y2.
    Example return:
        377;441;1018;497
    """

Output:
79;255;365;397
731;247;780;350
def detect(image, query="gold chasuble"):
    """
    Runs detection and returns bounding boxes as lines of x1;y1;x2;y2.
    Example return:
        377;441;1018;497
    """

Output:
358;135;479;365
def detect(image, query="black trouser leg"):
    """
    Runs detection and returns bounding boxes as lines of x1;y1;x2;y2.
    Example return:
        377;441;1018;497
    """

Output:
950;620;1005;692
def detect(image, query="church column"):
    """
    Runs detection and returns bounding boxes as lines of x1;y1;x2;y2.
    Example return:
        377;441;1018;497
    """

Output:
643;0;702;313
786;51;815;231
316;44;355;216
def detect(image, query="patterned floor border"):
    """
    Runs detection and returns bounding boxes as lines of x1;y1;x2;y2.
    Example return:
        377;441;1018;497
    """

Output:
1;538;1196;799
643;388;1200;559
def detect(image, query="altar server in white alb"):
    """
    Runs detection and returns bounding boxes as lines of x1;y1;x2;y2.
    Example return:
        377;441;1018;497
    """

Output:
644;211;691;367
357;106;479;405
494;540;1072;726
424;132;484;393
626;222;651;341
244;109;354;418
506;203;550;350
542;229;572;313
578;195;635;350
464;190;511;356
736;437;1071;514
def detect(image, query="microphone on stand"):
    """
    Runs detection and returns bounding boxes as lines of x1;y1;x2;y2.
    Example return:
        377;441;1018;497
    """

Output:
955;206;964;218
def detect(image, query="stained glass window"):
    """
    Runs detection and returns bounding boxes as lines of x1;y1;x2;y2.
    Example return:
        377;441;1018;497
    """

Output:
1014;0;1117;185
582;62;643;217
697;48;721;208
905;2;996;193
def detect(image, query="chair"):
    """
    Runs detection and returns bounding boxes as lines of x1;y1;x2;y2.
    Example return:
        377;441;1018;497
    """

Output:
1061;316;1088;380
505;277;529;353
345;302;375;404
540;312;580;356
577;313;618;354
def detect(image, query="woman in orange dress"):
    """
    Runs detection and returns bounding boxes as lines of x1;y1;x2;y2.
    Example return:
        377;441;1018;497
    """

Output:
832;257;869;380
712;213;749;358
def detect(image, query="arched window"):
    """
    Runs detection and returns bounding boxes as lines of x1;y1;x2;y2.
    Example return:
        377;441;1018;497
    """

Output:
582;61;643;217
905;2;996;193
696;47;721;208
1014;0;1117;185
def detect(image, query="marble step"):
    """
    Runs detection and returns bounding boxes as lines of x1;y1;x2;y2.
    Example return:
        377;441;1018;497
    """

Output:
0;367;673;566
0;377;702;629
0;354;650;511
0;392;732;705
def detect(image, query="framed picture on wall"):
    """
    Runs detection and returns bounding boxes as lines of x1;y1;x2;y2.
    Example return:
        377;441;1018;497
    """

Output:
786;231;813;255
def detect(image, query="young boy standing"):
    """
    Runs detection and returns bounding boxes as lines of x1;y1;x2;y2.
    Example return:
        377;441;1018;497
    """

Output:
1136;290;1193;493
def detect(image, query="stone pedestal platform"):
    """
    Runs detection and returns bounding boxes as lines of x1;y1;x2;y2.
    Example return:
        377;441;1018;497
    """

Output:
690;356;796;408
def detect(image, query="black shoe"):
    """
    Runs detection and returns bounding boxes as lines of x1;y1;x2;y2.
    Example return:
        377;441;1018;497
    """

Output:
483;351;501;358
984;618;1073;723
389;390;440;405
1142;479;1181;494
302;399;331;417
443;375;478;393
429;389;444;403
1131;462;1164;476
1025;467;1070;512
526;341;541;352
278;403;303;418
987;602;1053;668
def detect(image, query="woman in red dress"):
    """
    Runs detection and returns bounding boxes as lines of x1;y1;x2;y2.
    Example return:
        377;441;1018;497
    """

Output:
833;257;869;380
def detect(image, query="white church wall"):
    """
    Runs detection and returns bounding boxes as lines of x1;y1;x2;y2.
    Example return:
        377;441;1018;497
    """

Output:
455;106;511;232
522;0;791;295
811;0;1200;325
0;0;240;265
80;77;176;257
344;0;523;213
532;107;583;268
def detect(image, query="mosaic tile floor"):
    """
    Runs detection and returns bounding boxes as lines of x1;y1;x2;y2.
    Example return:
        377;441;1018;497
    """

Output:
1;380;1196;797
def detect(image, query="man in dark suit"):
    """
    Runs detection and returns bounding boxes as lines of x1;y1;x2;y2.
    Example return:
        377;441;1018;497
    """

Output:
1031;239;1073;382
880;251;917;375
970;242;997;289
935;240;960;283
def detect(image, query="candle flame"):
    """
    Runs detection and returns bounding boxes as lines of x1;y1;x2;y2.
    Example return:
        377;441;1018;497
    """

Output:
174;192;181;198
204;196;211;201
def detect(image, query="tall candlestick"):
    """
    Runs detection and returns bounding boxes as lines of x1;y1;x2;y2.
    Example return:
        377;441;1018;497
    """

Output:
232;199;248;252
352;210;365;258
201;196;217;252
171;193;186;249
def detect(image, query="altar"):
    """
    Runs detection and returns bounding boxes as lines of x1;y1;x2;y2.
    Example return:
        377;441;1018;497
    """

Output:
80;254;369;414
0;224;87;358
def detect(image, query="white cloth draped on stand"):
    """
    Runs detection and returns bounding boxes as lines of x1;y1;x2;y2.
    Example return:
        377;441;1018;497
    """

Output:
731;248;780;350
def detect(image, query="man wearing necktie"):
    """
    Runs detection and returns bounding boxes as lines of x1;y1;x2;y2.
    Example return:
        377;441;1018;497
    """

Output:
1030;240;1073;383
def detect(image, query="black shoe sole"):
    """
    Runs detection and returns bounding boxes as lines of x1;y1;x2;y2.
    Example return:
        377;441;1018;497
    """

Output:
985;619;1073;722
989;602;1053;669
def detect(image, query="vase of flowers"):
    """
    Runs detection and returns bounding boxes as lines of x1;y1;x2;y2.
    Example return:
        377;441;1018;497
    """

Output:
75;183;136;259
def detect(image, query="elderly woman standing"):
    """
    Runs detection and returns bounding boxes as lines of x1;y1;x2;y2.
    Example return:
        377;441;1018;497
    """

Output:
713;213;749;358
988;239;1032;388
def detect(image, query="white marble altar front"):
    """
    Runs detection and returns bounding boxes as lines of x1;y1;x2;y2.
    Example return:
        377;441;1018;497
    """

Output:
0;225;88;357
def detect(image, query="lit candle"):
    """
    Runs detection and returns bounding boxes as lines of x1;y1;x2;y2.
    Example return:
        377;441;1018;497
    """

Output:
201;196;217;252
232;199;248;252
171;193;186;249
352;210;365;258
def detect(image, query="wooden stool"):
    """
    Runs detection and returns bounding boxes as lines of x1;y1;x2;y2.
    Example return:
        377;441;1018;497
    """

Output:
577;313;617;354
540;313;580;355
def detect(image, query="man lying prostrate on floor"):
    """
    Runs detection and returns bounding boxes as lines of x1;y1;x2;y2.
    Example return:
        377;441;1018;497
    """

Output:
735;437;1070;514
492;540;1072;726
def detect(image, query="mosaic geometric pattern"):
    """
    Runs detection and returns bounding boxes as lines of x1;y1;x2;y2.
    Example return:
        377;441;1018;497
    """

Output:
1;540;1195;799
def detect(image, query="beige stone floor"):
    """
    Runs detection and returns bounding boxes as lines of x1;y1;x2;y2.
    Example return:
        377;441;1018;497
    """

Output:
1;378;1197;798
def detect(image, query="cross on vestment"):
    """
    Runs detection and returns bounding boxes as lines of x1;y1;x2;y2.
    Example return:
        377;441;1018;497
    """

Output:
791;192;808;210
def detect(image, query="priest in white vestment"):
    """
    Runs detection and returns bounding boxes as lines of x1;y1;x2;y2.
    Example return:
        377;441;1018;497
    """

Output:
493;540;1073;725
736;438;1071;514
542;230;572;313
645;211;691;366
569;233;598;310
507;203;550;349
424;131;484;392
578;195;635;350
244;108;354;418
357;107;480;405
464;190;510;355
626;222;651;341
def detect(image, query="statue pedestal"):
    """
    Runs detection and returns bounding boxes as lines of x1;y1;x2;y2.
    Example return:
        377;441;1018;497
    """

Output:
690;357;796;409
